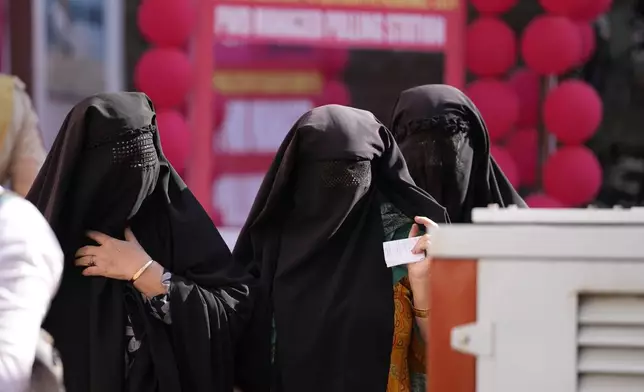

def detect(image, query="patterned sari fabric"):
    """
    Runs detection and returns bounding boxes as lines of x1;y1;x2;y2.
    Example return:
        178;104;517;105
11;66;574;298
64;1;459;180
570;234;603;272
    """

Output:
389;276;426;392
382;202;426;392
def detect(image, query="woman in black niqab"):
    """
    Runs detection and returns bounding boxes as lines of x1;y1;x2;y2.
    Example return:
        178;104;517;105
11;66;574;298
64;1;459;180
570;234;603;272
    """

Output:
390;84;526;222
27;92;253;392
233;104;448;392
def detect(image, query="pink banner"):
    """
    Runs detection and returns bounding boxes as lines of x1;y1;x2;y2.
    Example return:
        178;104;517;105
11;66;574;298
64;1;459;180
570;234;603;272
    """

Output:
215;5;448;51
211;0;465;85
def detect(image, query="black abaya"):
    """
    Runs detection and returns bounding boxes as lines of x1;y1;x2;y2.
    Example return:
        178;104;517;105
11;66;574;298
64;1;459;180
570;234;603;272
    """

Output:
27;92;253;392
390;84;527;222
233;104;448;392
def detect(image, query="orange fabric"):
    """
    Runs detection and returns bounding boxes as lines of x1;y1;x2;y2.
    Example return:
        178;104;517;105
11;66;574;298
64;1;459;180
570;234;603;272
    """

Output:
387;277;426;392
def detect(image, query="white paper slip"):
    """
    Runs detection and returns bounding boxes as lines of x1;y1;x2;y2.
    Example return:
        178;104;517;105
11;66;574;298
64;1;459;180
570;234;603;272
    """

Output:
383;236;425;268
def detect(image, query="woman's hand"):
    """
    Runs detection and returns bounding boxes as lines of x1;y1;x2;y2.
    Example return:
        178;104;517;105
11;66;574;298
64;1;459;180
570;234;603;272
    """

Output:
406;216;437;282
74;228;150;280
406;216;438;318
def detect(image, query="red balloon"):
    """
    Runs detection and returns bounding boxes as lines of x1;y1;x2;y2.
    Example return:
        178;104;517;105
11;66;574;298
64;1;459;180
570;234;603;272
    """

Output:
491;145;520;187
470;0;518;15
156;109;190;172
577;22;596;64
314;81;351;106
539;0;584;15
508;68;540;128
466;79;519;142
521;15;582;75
506;128;538;187
320;48;349;77
543;80;603;145
466;17;517;77
543;146;602;206
137;0;194;47
525;193;565;208
135;48;192;109
569;0;612;22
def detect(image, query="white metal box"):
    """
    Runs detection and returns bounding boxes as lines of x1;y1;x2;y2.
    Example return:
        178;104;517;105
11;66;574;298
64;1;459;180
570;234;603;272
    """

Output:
428;206;644;392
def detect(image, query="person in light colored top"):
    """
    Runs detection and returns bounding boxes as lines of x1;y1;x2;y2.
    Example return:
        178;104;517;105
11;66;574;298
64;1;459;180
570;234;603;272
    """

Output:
0;187;63;392
0;75;47;196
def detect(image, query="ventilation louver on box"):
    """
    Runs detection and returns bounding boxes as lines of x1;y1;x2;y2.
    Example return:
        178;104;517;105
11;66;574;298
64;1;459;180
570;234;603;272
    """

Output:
578;294;644;392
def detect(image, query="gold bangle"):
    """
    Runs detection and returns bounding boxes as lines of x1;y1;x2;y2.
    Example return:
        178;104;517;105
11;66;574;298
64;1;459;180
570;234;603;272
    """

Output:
131;260;154;282
413;307;430;318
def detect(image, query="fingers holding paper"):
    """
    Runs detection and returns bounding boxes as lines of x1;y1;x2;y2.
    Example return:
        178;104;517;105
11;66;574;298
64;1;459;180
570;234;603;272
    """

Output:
411;234;431;256
407;216;438;281
408;216;438;255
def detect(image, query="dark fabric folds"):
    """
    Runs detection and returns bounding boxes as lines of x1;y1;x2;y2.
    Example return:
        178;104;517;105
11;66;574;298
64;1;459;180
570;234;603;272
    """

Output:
233;104;448;392
27;92;253;392
390;84;526;222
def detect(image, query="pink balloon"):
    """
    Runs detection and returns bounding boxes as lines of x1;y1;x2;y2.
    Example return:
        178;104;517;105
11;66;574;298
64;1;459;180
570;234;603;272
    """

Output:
543;146;602;206
466;79;519;142
137;0;194;47
135;48;192;109
521;15;582;75
470;0;518;15
466;17;517;78
506;128;538;187
508;68;540;128
490;145;520;188
156;109;190;173
543;80;603;145
525;193;565;208
577;22;596;64
319;48;349;77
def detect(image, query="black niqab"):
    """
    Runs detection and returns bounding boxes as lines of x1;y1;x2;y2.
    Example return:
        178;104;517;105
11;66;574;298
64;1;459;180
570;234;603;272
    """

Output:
27;92;253;392
390;84;526;222
233;105;447;392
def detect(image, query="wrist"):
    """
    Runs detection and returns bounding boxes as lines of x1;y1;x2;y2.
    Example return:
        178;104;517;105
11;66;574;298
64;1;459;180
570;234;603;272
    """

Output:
133;261;167;297
407;273;428;292
128;255;152;281
408;275;430;310
130;259;154;281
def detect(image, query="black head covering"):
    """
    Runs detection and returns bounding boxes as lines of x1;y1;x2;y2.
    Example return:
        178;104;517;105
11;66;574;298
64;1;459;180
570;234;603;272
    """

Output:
233;104;448;392
27;92;253;392
390;84;526;222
